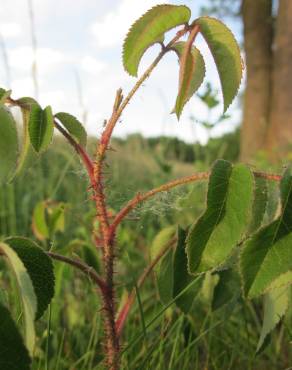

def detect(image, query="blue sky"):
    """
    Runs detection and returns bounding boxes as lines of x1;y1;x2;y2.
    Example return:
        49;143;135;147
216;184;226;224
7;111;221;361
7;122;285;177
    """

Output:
0;0;243;144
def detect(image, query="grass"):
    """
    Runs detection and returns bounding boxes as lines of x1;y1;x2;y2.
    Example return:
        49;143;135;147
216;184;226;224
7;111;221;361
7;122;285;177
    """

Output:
0;134;291;369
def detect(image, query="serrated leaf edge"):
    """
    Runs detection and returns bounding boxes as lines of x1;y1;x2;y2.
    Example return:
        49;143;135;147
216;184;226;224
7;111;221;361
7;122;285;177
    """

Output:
122;4;191;77
195;16;244;113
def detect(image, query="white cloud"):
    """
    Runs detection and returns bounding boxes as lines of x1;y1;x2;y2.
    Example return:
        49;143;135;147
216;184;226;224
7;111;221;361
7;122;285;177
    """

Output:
81;56;106;75
9;47;68;73
11;77;34;96
0;23;21;38
40;90;67;109
90;0;165;48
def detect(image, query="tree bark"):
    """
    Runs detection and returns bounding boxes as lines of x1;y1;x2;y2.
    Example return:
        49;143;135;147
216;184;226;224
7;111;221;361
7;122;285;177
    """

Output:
240;0;273;161
265;0;292;157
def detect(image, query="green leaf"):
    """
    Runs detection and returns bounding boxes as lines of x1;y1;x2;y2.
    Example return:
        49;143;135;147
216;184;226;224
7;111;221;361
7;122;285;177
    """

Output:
11;98;40;180
32;201;49;240
48;202;65;236
156;249;174;304
0;106;18;184
195;17;243;112
82;244;100;273
32;201;65;240
123;4;191;76
248;177;268;233
55;112;87;147
200;271;218;303
0;88;12;104
17;97;39;108
0;303;31;370
172;41;206;119
187;160;253;274
0;242;37;355
150;226;176;305
4;237;55;320
240;167;292;298
256;285;290;353
150;226;176;261
212;268;240;311
28;104;54;153
173;226;202;313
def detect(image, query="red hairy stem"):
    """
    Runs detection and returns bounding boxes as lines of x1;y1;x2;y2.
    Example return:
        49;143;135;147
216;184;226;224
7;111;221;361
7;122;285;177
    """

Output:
47;252;107;294
92;24;193;233
111;172;210;235
53;120;95;181
253;171;282;182
110;170;282;235
116;236;177;337
91;25;194;369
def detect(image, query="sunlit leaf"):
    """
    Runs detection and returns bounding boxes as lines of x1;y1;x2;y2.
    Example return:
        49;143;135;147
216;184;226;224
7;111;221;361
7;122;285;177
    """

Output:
240;167;292;298
29;104;54;153
172;41;206;119
123;4;191;76
32;201;49;240
55;112;87;147
32;201;65;241
0;106;18;184
187;160;253;274
0;303;31;370
195;17;243;112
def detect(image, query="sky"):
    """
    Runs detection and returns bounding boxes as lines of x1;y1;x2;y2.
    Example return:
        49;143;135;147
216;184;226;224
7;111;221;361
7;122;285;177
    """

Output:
0;0;243;144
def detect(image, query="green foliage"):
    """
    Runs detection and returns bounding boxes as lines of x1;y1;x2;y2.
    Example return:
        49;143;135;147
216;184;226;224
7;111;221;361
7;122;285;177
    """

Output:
156;248;174;304
0;4;289;368
11;97;40;179
151;226;176;304
212;268;240;311
12;109;32;179
28;104;54;153
187;160;253;274
172;41;206;118
173;226;201;313
241;167;292;298
150;226;176;261
0;88;11;103
248;177;268;233
151;226;202;311
195;17;243;112
4;237;55;319
32;201;49;240
0;303;31;370
0;107;18;183
32;201;65;240
55;112;87;147
257;285;290;353
123;4;191;76
0;242;37;354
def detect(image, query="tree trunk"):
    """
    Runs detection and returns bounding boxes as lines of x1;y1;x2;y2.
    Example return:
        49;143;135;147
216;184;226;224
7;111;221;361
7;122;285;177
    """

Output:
265;0;292;157
240;0;273;161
